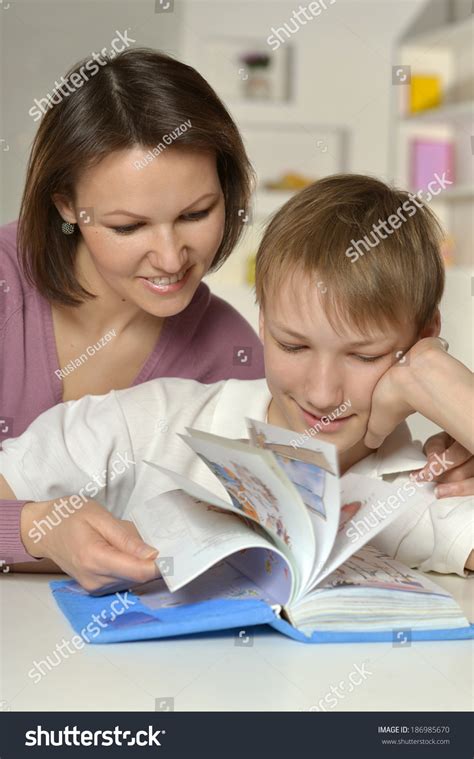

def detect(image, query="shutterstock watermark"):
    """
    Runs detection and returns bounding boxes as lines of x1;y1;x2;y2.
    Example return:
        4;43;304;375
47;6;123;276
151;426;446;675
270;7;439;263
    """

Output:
301;661;372;711
55;329;116;380
25;725;164;748
29;30;136;122
267;0;336;51
345;172;453;263
133;120;192;170
290;399;352;448
27;451;135;545
345;451;454;543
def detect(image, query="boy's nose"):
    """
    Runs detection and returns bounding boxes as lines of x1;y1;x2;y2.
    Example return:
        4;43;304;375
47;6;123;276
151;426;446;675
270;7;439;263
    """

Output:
304;361;345;413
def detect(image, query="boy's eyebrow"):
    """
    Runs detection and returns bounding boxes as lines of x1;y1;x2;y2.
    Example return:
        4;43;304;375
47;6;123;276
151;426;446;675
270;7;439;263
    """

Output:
103;192;219;218
270;322;385;347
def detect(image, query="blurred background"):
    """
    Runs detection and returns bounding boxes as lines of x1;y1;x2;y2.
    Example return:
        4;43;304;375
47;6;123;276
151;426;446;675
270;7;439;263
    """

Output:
1;0;472;441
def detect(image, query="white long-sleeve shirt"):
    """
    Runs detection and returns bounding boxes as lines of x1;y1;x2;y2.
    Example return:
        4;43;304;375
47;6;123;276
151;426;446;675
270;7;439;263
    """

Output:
0;377;472;576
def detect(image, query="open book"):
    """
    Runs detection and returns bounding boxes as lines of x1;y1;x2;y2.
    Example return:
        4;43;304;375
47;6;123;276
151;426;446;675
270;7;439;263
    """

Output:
50;419;473;644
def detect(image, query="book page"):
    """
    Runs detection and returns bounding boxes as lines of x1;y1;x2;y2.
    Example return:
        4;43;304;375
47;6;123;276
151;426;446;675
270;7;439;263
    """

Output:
246;419;341;586
133;559;284;610
311;472;429;587
287;545;469;634
315;545;452;596
181;430;315;599
132;489;294;604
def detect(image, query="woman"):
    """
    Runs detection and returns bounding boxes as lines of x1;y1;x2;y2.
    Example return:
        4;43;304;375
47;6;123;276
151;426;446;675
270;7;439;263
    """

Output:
0;47;264;582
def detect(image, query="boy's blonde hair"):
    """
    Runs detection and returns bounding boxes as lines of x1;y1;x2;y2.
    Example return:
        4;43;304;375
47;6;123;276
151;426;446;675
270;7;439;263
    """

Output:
255;174;445;335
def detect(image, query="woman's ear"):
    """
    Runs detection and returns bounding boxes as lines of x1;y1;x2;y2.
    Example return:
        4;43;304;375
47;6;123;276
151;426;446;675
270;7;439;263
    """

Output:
419;308;441;339
51;193;76;224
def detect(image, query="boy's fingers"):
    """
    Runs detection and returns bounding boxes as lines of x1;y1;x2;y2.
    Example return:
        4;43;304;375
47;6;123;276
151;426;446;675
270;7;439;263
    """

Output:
364;431;383;449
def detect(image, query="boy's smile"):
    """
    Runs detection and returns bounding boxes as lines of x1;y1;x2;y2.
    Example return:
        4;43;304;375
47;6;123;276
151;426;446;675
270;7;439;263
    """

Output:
259;267;419;472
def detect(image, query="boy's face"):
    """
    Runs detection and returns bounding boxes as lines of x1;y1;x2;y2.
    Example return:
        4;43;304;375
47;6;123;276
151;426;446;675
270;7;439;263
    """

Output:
260;267;419;463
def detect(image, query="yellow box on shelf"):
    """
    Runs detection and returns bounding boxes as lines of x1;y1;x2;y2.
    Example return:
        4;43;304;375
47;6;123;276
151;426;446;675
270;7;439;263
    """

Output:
409;75;442;114
246;253;256;286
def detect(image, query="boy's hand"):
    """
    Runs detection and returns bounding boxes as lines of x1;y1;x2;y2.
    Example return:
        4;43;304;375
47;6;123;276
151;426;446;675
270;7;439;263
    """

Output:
411;432;474;499
364;355;415;449
20;498;160;594
364;337;448;449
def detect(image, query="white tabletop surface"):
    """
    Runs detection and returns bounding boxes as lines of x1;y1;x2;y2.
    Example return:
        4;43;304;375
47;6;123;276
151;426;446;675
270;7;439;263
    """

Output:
1;571;473;713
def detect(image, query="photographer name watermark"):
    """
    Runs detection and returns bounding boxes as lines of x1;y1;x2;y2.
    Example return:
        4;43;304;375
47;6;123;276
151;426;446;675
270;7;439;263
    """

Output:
133;120;192;170
55;329;116;380
290;399;352;448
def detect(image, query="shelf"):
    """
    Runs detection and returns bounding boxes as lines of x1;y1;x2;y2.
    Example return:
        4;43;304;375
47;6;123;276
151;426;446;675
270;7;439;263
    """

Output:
401;101;474;125
400;16;474;50
441;184;474;201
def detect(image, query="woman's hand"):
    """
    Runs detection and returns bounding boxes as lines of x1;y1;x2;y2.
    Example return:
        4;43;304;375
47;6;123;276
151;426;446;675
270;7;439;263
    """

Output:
411;431;474;499
20;498;160;594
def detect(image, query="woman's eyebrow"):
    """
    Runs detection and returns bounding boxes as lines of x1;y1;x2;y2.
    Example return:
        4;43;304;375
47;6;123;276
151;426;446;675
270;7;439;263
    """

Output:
103;192;220;219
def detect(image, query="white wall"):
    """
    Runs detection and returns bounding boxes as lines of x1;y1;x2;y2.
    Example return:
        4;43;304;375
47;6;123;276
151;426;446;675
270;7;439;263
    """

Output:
179;0;426;179
0;0;183;222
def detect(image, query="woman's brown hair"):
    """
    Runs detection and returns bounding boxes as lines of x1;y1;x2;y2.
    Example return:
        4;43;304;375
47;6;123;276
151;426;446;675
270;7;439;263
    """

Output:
18;47;255;305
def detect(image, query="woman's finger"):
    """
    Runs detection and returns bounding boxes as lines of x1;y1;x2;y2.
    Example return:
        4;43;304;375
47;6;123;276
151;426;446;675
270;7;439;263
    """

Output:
422;431;452;459
435;458;474;484
89;540;161;586
91;511;158;560
435;477;474;499
412;441;471;481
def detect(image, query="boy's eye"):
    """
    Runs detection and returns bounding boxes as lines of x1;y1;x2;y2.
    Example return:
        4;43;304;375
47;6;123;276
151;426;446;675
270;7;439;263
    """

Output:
353;354;385;363
179;208;211;222
277;342;306;353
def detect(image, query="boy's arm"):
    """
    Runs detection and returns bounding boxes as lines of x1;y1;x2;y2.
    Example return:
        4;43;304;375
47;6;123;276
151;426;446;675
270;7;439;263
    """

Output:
0;392;160;589
370;489;473;576
365;338;474;452
0;392;135;510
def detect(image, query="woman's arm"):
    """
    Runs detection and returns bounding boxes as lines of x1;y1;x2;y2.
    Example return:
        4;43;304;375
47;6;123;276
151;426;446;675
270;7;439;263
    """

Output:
0;478;160;591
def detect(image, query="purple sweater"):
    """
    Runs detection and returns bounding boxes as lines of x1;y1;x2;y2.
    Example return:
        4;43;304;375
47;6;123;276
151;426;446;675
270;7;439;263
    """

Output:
0;220;264;562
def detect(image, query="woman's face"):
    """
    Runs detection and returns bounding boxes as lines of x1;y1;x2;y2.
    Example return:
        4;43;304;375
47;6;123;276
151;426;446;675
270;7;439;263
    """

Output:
56;146;226;317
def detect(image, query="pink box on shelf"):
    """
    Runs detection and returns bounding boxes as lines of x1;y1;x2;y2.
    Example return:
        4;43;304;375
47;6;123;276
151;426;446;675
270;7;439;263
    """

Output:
410;139;454;192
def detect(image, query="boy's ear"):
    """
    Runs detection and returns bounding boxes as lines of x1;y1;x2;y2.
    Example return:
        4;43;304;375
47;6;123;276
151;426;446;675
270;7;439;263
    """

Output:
258;308;265;342
419;308;441;339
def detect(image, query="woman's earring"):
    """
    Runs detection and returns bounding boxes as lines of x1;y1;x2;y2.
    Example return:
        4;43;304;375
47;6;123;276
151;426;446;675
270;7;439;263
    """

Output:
61;221;75;235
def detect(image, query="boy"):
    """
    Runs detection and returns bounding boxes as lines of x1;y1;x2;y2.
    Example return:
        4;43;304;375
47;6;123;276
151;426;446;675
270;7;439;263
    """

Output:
1;174;473;591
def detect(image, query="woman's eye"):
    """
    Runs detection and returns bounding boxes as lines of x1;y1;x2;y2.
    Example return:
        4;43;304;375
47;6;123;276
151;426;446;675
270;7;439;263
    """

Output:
111;223;142;234
353;354;385;363
180;208;210;222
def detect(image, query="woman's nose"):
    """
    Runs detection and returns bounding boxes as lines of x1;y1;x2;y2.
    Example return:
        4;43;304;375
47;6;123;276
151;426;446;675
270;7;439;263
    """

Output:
146;229;187;273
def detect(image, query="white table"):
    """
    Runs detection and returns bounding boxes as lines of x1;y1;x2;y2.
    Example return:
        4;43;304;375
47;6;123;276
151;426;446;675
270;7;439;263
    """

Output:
1;572;472;712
